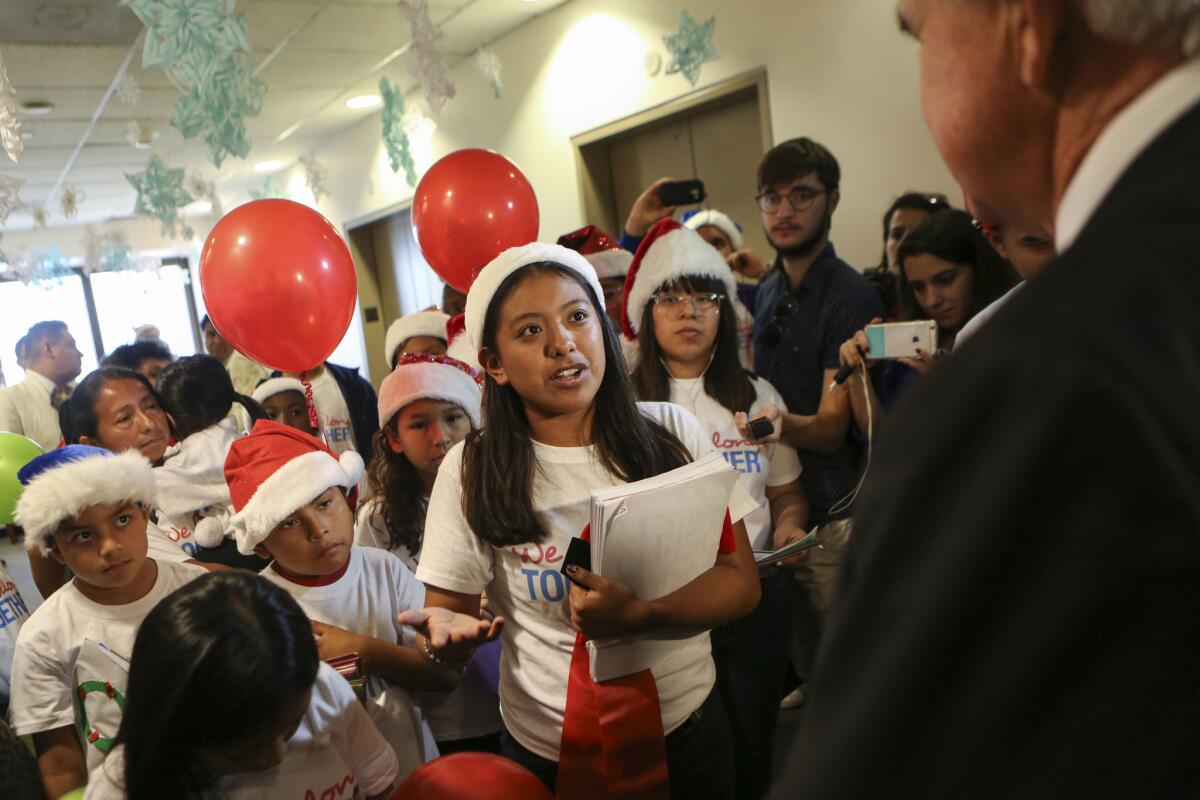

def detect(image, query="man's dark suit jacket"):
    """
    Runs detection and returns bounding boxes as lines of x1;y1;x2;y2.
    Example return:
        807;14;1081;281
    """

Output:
774;101;1200;797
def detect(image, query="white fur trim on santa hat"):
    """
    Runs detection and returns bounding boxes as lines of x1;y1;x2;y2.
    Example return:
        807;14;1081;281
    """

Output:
251;377;307;406
378;359;482;428
16;450;157;555
385;311;450;367
230;449;364;555
446;334;480;372
585;248;633;281
684;209;744;251
625;225;739;336
465;243;604;350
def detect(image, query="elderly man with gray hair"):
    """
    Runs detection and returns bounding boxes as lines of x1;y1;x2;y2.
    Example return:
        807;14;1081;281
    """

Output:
775;2;1200;797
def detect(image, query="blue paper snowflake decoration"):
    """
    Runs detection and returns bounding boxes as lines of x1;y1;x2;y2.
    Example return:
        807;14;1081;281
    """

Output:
121;0;250;85
126;155;194;236
380;78;418;187
663;10;719;87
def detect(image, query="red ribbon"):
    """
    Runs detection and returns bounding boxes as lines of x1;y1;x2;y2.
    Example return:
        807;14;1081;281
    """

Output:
299;370;326;446
556;525;670;800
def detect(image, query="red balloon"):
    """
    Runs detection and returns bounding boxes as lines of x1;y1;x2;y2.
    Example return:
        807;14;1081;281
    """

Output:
199;199;357;373
388;753;552;800
412;149;539;293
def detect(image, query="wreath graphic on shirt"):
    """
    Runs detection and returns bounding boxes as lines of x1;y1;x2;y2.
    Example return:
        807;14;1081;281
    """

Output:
76;680;126;753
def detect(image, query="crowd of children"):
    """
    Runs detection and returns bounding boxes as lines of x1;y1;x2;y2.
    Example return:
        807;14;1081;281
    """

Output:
5;216;846;799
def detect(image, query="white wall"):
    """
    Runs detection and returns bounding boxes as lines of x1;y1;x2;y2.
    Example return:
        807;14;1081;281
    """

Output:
3;0;959;371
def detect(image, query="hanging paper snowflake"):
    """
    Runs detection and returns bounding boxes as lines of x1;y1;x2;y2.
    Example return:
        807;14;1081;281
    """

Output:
60;185;84;219
5;249;73;285
0;174;23;224
398;0;456;114
299;155;328;203
249;177;285;200
185;172;222;219
82;228;129;275
663;10;719;87
170;53;265;167
29;202;48;228
0;47;23;163
126;154;194;236
116;73;142;107
120;0;251;87
474;49;502;99
380;77;417;187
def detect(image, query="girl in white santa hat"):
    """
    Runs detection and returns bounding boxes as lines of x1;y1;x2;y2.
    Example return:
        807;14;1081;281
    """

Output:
355;352;503;755
401;241;761;799
626;217;809;800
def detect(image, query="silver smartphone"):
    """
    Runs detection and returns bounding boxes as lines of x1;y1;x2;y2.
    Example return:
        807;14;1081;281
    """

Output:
865;320;938;360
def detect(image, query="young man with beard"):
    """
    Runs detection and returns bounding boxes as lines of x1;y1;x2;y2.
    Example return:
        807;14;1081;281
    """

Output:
744;139;882;627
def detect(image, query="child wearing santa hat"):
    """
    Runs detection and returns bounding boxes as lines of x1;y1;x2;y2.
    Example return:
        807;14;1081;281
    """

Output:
9;446;206;796
355;353;502;754
625;217;808;799
226;420;497;780
557;225;633;328
402;241;760;798
252;376;321;438
385;311;451;369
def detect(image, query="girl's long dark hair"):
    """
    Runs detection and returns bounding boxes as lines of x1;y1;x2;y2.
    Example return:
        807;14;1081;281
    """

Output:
366;425;428;555
156;354;266;440
115;572;319;800
63;366;172;444
632;274;756;414
896;209;1019;336
461;263;692;547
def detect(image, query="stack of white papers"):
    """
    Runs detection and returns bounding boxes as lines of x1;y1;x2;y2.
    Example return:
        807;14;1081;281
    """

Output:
586;453;741;681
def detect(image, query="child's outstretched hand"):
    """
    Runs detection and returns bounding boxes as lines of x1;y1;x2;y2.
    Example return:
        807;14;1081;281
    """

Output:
398;606;504;659
566;565;650;640
311;620;366;660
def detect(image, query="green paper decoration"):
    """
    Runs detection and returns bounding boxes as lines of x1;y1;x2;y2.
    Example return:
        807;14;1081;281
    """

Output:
663;10;719;87
170;54;265;166
249;177;285;200
380;78;417;187
126;155;194;236
122;0;264;168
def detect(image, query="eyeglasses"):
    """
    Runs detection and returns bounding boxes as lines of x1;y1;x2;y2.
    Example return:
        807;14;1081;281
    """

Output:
761;294;799;346
651;292;724;315
756;186;826;214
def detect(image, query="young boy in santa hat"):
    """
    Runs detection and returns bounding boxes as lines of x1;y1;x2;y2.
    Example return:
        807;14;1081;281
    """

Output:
9;445;207;797
557;225;632;328
225;420;499;781
384;311;450;370
252;377;321;438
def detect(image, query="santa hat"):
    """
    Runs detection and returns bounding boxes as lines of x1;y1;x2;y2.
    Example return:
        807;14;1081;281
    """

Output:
385;310;451;367
556;225;633;281
682;209;745;251
444;313;480;371
465;243;603;351
251;377;308;406
622;218;739;339
224;420;364;555
15;445;156;555
378;353;483;429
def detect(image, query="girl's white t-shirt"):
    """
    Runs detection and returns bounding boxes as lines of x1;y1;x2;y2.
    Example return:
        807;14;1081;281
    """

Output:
415;401;757;762
84;662;399;800
667;375;803;550
259;546;437;778
354;501;503;743
9;559;207;773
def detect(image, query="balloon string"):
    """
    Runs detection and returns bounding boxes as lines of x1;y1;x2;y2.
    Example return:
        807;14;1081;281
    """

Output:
300;371;322;438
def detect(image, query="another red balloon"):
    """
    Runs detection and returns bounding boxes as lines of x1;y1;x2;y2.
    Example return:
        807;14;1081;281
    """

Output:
388;753;552;800
199;199;357;373
412;149;539;293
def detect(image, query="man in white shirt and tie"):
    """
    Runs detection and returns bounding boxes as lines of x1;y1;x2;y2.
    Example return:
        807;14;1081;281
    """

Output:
0;321;83;451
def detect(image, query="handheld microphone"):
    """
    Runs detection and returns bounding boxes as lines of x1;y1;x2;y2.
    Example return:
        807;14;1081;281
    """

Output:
830;345;868;388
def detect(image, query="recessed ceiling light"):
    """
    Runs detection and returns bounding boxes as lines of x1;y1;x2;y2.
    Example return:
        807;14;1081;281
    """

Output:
254;160;283;172
20;131;34;141
345;94;381;110
18;100;54;116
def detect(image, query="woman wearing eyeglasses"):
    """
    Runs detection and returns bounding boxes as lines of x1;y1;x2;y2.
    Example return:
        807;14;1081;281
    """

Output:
624;218;808;800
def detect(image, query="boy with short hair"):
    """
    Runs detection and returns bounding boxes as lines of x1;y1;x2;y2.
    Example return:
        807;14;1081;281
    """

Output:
251;376;321;438
225;421;467;781
10;446;206;798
